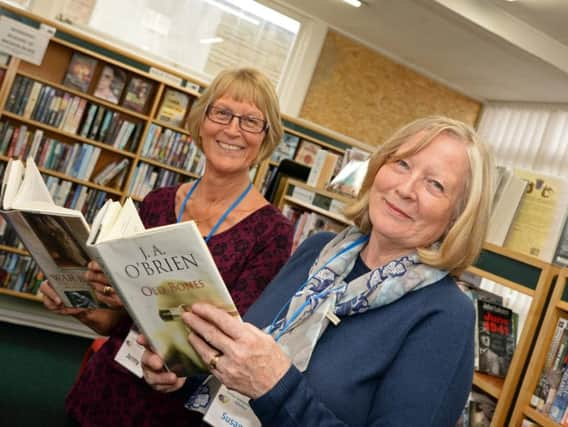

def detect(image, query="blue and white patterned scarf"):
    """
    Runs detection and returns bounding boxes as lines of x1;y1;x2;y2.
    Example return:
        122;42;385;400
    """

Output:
269;226;448;371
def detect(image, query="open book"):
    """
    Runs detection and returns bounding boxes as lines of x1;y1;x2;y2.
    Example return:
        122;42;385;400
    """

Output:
87;198;238;376
0;158;98;308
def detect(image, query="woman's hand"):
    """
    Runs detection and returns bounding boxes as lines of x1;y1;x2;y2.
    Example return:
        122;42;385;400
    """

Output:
39;280;90;316
184;303;292;399
138;334;187;393
85;261;123;308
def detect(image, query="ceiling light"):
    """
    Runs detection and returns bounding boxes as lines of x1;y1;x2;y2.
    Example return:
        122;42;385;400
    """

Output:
200;37;224;44
203;0;260;25
342;0;363;7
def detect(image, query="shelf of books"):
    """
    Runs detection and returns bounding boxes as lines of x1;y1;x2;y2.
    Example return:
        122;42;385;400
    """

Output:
458;243;557;426
509;268;568;427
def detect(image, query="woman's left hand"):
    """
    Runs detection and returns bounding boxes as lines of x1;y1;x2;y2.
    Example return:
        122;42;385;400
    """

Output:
184;303;292;399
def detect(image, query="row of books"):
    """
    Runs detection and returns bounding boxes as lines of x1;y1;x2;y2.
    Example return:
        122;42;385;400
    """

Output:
0;251;43;295
127;162;191;199
43;175;108;224
92;158;130;188
281;204;344;252
531;316;568;424
140;124;196;169
0;215;22;249
487;165;568;265
456;389;496;427
7;76;88;133
77;103;142;151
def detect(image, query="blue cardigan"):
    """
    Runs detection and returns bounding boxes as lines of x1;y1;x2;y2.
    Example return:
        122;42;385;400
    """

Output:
244;232;475;426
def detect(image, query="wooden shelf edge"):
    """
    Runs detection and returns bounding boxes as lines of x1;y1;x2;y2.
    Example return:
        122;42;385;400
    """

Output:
473;372;503;399
283;196;352;225
0;287;42;302
523;406;562;427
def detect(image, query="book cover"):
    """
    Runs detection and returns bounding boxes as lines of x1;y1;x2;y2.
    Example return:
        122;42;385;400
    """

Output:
0;158;98;309
156;89;191;128
271;133;300;163
87;199;239;376
294;139;320;167
486;168;528;246
93;65;126;104
121;76;153;113
476;300;515;378
504;170;568;262
62;52;98;93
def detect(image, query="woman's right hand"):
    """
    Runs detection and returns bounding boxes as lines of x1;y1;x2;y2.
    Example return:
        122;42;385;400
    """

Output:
86;261;123;308
39;280;90;316
138;334;187;393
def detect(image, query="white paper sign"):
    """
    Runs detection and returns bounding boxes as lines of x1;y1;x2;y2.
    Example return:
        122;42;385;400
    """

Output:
0;16;51;65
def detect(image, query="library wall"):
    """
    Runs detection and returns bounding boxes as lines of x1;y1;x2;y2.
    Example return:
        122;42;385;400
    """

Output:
299;30;482;147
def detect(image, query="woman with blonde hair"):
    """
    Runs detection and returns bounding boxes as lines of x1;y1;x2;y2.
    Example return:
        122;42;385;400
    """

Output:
142;115;494;426
40;67;294;426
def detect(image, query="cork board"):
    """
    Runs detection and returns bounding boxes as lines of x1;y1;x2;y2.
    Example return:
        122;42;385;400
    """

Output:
300;30;481;147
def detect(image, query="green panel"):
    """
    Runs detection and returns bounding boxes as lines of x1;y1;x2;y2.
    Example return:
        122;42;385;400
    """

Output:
0;7;40;28
474;249;541;291
0;321;90;426
283;119;351;151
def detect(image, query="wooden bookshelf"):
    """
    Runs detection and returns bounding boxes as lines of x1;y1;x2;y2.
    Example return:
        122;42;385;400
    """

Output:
468;244;557;426
510;268;568;426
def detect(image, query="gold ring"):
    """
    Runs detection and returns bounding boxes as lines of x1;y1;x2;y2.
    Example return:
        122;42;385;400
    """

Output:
209;353;221;370
103;286;113;296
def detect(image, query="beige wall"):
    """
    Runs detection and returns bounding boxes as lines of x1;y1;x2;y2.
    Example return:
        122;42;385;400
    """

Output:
300;30;482;147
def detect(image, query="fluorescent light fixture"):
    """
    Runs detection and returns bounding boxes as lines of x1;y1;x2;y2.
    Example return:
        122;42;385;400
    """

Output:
223;0;300;33
203;0;260;26
200;37;224;44
342;0;363;7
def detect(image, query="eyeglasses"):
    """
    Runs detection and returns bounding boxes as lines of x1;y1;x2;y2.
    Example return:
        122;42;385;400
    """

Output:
206;105;268;134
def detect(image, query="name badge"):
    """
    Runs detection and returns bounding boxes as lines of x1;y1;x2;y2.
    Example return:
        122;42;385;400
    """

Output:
202;378;261;427
114;327;144;377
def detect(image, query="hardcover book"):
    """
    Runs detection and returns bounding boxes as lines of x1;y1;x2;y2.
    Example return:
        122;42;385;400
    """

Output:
93;65;127;104
476;300;516;378
121;76;153;113
156;89;191;128
87;198;239;376
62;52;98;93
294;139;320;167
271;133;300;163
0;158;98;308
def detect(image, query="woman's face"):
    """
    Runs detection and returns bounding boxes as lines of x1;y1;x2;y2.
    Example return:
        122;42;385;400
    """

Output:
199;95;265;175
368;131;469;253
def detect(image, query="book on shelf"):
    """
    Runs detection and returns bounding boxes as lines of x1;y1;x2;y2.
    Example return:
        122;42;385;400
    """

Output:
486;167;528;246
0;158;99;308
503;169;568;262
62;52;98;93
121;76;153;113
270;133;300;163
327;159;368;198
476;300;516;378
93;65;126;105
86;198;239;376
156;88;191;128
294;139;320;167
306;149;341;189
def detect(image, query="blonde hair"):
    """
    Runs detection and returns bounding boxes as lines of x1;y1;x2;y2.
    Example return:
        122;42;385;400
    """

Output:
187;68;283;165
344;116;494;276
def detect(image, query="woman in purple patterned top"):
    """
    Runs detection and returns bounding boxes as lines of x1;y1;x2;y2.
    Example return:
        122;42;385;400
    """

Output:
39;68;293;426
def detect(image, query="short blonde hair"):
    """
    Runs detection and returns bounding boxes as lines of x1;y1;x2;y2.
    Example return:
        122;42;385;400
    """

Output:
187;68;283;165
344;116;494;276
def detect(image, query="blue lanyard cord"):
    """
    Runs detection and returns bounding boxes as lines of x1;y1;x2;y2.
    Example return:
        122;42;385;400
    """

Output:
177;178;253;243
267;234;369;341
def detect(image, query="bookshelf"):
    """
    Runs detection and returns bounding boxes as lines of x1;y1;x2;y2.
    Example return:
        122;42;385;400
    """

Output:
509;268;568;426
467;243;557;426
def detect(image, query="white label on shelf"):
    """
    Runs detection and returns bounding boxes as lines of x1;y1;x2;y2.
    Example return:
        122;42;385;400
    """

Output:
292;186;315;204
0;16;51;65
149;66;183;86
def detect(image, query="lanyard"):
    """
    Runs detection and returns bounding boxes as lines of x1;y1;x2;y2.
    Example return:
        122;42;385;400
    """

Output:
177;177;253;243
267;234;369;341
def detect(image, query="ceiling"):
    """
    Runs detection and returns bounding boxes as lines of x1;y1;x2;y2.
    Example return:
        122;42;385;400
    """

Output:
278;0;568;103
